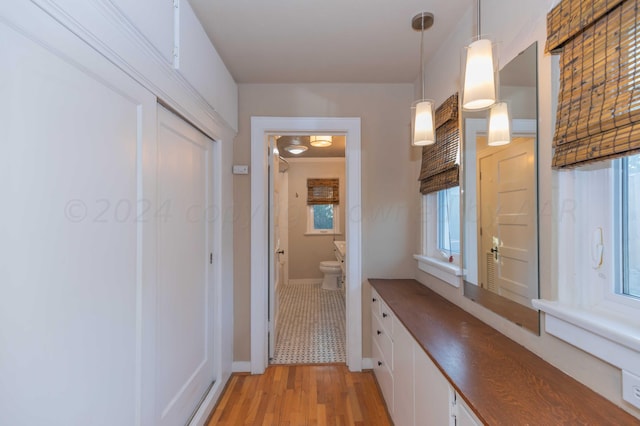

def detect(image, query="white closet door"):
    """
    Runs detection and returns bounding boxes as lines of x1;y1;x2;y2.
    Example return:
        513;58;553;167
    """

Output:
0;4;156;425
155;106;215;425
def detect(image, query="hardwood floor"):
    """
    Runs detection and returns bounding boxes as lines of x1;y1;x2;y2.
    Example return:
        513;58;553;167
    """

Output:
206;364;392;425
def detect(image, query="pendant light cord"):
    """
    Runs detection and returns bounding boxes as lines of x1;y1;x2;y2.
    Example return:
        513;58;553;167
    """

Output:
477;0;481;39
420;14;425;100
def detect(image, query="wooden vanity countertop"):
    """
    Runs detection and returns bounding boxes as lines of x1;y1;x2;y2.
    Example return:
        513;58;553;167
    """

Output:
368;278;640;425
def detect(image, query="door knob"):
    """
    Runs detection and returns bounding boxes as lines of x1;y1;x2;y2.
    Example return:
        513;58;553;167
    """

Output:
490;246;498;260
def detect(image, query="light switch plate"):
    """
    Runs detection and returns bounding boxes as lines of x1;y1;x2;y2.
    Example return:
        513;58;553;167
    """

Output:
233;165;249;175
622;370;640;409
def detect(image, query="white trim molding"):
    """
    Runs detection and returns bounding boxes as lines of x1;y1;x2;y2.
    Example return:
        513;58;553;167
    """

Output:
251;117;362;375
533;300;640;376
31;0;237;136
414;255;463;288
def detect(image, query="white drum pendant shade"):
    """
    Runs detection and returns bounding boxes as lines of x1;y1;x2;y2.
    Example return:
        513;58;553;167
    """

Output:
413;100;435;146
463;38;496;110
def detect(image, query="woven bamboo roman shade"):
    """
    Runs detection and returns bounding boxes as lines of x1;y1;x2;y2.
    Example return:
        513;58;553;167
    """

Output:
548;0;640;168
419;93;460;194
307;178;339;205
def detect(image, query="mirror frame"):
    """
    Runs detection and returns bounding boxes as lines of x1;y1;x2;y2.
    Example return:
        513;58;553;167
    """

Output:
461;42;540;335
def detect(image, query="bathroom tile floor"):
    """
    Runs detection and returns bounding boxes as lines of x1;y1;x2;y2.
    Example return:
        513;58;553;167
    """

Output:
271;282;346;364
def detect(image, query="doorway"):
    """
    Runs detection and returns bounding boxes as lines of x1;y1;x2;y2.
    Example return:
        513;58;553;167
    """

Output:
250;117;362;374
269;138;346;364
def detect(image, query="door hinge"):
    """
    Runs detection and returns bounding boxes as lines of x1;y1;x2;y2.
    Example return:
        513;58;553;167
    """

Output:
451;392;459;425
210;253;213;264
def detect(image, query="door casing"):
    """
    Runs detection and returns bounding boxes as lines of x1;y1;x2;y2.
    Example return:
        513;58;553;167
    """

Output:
250;117;362;374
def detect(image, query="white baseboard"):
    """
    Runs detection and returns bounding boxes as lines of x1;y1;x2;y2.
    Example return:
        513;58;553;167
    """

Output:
362;358;374;370
232;361;251;373
288;278;323;285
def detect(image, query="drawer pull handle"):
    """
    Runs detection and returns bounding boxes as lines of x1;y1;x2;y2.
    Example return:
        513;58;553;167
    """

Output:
378;361;383;367
377;330;382;335
372;297;377;302
382;312;388;318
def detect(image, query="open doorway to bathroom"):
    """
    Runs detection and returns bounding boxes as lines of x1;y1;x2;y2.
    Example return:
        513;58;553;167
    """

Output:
250;116;361;375
268;135;346;364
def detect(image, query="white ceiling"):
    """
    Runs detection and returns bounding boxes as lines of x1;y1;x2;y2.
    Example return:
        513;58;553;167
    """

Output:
189;0;473;84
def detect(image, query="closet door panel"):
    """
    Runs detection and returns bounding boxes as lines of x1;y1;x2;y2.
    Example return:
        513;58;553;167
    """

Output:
0;5;156;425
155;106;215;426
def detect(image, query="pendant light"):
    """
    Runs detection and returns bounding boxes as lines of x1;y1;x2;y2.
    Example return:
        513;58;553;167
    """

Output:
309;135;332;147
487;101;511;146
411;12;436;146
462;0;496;110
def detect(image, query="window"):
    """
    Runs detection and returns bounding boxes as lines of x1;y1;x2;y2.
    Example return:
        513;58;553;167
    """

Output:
621;154;640;299
534;156;640;383
437;187;461;255
306;178;340;235
307;204;339;235
414;186;462;288
618;155;640;297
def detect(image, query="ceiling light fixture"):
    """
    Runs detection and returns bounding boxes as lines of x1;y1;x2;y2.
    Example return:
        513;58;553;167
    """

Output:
411;12;436;147
309;135;332;148
462;0;496;110
284;138;308;155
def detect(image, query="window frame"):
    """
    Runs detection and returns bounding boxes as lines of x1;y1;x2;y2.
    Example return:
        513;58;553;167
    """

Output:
415;187;462;288
305;203;340;236
533;159;640;378
436;186;461;255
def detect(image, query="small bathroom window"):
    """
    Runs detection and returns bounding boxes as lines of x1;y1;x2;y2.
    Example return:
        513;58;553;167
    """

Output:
307;204;340;235
306;178;340;235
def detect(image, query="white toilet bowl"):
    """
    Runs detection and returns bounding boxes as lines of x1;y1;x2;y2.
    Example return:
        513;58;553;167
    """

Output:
319;260;342;290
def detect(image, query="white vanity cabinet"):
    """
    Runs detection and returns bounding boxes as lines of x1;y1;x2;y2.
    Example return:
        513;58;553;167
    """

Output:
371;288;475;426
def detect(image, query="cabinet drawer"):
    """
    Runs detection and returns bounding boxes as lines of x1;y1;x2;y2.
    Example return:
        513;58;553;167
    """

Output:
371;289;382;319
379;299;394;336
373;314;393;368
372;339;394;415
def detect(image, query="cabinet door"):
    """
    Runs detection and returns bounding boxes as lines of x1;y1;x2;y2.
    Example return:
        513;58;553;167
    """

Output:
393;321;415;426
0;4;156;425
414;348;451;426
372;339;394;415
455;394;482;426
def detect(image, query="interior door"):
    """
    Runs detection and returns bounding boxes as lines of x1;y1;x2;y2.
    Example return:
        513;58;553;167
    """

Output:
0;6;156;425
155;106;215;425
478;137;537;306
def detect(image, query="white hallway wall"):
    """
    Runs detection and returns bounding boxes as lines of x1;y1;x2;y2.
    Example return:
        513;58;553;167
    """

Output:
414;0;640;419
233;83;416;362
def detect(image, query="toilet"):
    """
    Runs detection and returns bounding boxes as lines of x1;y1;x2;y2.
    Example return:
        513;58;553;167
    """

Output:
319;260;342;290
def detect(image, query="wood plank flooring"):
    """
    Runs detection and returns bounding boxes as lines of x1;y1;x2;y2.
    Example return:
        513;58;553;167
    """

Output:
206;365;392;425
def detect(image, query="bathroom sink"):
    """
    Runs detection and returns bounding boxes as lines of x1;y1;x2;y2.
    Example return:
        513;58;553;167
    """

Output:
333;240;346;257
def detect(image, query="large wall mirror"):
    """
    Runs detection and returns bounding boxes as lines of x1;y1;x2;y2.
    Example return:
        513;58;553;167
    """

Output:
462;42;540;334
